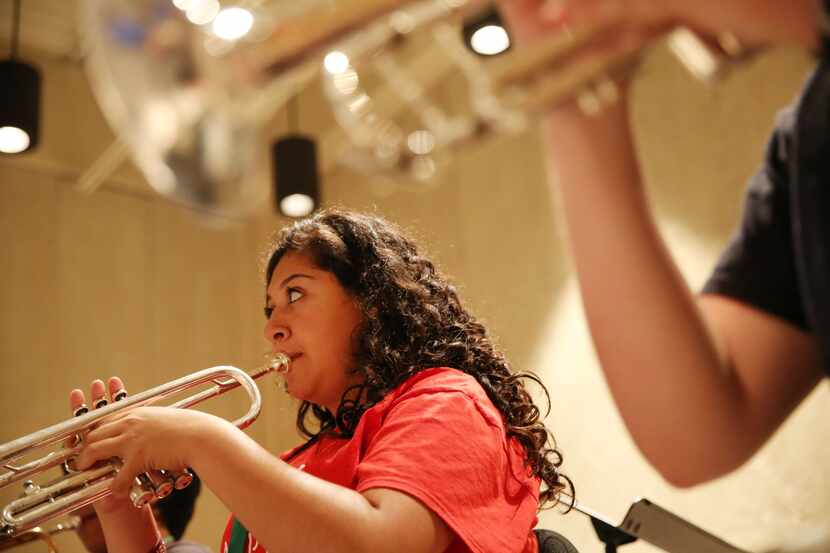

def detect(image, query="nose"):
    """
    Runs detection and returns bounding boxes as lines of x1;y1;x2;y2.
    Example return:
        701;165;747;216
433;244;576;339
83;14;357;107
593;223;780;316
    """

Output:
263;314;290;344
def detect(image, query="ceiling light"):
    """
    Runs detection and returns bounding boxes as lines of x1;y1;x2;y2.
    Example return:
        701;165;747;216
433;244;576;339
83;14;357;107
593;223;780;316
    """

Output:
324;51;351;75
1;0;40;155
212;7;254;40
470;25;510;56
172;0;195;10
462;7;511;57
0;125;30;154
186;0;220;25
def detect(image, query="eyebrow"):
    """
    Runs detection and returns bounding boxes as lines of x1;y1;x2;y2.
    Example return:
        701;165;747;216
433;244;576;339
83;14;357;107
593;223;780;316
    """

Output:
266;273;313;303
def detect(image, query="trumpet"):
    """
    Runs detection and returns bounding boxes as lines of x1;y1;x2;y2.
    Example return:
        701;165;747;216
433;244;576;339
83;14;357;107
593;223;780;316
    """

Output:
0;354;290;539
0;518;79;553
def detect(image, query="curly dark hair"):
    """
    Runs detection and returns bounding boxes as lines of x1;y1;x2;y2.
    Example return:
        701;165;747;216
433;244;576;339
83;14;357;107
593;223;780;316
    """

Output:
265;208;573;509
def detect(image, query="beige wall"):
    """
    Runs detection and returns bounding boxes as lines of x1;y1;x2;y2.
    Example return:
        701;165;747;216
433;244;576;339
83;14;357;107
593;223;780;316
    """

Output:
0;34;822;553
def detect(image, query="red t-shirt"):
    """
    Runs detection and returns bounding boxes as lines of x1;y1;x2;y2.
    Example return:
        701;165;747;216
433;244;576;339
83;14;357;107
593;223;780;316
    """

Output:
221;367;540;553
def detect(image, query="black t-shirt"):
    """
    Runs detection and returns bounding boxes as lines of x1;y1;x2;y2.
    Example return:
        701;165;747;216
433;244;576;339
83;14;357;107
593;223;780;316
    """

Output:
701;105;809;331
702;60;830;372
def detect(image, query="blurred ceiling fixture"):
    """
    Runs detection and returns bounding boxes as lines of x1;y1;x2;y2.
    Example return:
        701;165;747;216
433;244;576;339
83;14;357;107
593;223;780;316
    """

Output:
212;7;254;41
273;96;320;218
462;6;511;57
323;51;351;75
0;0;41;154
185;0;221;25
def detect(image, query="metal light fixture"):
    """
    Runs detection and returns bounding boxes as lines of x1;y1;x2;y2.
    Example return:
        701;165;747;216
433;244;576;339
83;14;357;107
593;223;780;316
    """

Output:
273;136;320;218
462;6;511;57
272;95;320;218
0;0;41;154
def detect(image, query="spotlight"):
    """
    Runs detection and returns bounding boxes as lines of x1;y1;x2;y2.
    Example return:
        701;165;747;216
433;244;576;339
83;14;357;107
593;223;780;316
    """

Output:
212;7;254;41
1;0;41;154
462;6;511;57
272;135;320;218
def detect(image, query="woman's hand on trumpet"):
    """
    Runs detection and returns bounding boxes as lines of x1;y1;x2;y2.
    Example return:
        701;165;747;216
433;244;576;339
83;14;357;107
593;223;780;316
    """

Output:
68;378;134;517
68;378;172;553
69;377;214;499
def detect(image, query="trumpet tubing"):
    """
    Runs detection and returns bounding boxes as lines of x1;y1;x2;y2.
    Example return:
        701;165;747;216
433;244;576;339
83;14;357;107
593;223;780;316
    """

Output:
0;354;290;540
0;518;79;553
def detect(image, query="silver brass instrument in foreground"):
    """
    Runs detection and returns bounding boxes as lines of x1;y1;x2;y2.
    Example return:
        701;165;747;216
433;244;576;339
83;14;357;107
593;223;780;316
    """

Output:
81;0;751;216
0;354;290;539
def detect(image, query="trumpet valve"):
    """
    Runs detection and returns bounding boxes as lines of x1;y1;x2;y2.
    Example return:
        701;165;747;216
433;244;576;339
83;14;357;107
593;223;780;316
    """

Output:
171;469;194;491
129;474;157;508
146;471;175;499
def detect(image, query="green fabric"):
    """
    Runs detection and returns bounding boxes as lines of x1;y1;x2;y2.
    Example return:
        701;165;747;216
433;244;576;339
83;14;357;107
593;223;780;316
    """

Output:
228;518;248;553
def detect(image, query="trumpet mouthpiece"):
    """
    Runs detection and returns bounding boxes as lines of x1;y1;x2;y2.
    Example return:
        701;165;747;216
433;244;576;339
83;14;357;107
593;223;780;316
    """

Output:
270;353;291;374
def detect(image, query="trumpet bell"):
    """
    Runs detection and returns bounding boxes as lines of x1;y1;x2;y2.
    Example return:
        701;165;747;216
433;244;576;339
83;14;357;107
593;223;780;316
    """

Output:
80;0;316;219
80;0;423;217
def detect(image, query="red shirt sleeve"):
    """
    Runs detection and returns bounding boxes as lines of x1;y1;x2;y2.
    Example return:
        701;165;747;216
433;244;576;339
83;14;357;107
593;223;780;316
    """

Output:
354;374;539;553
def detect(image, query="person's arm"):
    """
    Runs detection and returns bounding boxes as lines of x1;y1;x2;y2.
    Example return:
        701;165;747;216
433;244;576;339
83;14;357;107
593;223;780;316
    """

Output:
500;0;825;485
76;407;452;553
542;100;822;486
518;0;821;51
188;418;453;553
95;503;161;553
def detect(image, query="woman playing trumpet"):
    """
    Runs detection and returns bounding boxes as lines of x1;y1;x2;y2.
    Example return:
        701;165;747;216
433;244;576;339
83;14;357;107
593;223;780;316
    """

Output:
69;209;571;553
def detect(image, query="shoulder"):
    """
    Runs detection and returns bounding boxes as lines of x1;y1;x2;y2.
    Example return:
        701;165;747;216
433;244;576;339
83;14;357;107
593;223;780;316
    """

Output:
370;367;503;429
391;367;487;397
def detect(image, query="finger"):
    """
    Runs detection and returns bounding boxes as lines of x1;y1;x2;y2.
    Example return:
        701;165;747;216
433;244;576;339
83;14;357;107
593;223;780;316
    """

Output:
546;0;626;29
76;436;124;471
112;458;144;500
108;377;127;402
90;380;108;410
540;0;568;24
501;0;544;17
69;389;87;416
85;417;127;444
65;389;88;451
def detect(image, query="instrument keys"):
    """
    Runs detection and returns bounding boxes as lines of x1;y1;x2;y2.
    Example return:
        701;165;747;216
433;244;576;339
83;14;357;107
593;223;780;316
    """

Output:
130;474;156;508
171;468;194;490
146;471;175;499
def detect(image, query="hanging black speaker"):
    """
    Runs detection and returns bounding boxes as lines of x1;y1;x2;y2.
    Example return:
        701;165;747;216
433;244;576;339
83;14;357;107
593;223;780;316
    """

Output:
1;0;41;154
272;134;320;218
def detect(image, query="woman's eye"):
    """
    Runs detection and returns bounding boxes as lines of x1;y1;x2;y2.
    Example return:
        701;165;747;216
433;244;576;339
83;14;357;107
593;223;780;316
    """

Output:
287;288;303;303
264;306;274;319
